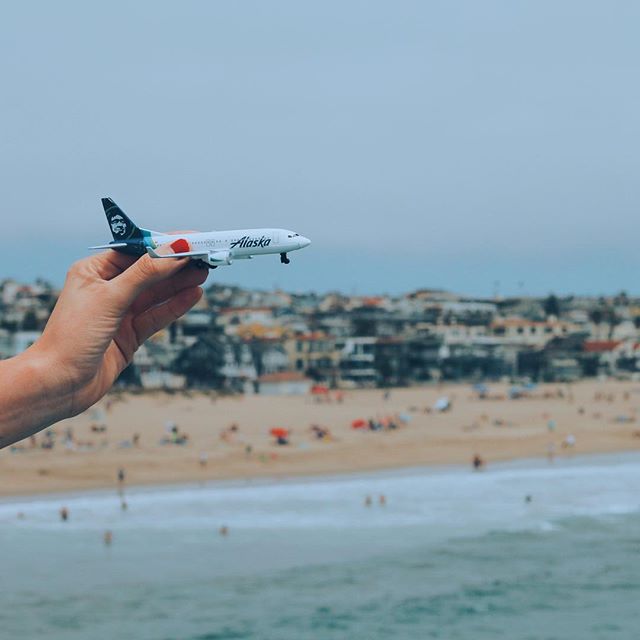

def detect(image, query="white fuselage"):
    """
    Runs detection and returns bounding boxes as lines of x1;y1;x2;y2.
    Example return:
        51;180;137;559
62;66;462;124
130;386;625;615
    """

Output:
150;228;310;266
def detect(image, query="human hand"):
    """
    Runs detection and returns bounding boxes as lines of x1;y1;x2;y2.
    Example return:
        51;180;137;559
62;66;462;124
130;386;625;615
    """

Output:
0;246;207;446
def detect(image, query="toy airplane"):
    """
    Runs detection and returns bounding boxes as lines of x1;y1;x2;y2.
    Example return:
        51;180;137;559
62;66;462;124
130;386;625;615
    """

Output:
90;197;311;268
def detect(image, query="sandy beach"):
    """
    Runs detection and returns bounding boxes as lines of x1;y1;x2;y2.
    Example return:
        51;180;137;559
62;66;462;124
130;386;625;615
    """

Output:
2;379;640;497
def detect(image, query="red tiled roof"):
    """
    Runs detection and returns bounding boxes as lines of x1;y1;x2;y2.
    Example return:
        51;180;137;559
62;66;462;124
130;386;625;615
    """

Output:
296;332;328;341
258;372;312;383
219;306;273;314
583;340;621;353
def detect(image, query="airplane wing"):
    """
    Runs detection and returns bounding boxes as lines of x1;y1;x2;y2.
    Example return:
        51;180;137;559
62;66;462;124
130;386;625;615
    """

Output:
89;243;129;250
146;246;209;260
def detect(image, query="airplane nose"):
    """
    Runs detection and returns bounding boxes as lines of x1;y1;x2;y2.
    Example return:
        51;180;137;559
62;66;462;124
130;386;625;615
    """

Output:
298;236;311;249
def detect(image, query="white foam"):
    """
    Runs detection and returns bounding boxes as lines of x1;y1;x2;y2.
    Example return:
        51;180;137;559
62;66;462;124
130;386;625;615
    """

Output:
2;453;640;541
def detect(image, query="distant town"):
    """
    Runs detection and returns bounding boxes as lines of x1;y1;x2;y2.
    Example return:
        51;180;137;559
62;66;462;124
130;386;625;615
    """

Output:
2;278;639;393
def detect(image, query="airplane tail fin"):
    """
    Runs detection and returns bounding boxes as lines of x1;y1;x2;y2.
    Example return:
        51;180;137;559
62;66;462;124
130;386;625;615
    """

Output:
102;197;144;241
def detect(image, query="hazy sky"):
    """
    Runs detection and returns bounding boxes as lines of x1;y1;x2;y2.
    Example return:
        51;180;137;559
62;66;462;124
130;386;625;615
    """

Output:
1;1;639;297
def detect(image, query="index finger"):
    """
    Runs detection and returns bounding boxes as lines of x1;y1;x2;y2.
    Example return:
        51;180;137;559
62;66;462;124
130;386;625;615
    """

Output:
109;245;190;308
80;250;139;281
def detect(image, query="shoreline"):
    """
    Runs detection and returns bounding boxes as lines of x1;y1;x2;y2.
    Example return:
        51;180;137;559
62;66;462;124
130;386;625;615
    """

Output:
3;380;640;499
3;449;640;505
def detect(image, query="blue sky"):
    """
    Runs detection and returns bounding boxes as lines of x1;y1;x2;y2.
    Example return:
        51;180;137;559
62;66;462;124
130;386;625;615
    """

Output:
1;1;638;297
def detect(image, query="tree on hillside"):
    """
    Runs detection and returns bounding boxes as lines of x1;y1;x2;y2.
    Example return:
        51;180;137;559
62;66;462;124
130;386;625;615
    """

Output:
171;332;226;389
543;294;560;318
22;310;40;331
116;363;141;387
589;308;603;325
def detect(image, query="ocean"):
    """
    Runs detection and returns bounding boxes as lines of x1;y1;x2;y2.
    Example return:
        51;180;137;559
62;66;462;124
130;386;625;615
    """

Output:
2;454;640;639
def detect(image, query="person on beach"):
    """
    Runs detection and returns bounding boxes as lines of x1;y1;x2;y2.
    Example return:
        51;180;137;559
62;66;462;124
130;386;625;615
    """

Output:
0;248;207;449
59;506;69;522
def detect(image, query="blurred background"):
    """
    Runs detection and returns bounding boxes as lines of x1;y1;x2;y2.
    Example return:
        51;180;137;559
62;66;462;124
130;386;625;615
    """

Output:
2;2;640;639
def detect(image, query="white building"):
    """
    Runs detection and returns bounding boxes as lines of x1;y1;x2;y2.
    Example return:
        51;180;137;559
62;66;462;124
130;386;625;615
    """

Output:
257;372;313;395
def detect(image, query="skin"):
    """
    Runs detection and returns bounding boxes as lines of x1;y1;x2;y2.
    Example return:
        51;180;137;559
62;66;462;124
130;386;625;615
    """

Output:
0;245;208;448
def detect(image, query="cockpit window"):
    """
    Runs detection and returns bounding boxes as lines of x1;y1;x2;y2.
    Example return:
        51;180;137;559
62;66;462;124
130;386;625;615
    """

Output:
287;233;300;238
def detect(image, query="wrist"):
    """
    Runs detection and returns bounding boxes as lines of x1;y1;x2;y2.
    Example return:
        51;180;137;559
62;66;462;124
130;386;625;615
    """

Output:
27;340;77;421
0;342;76;447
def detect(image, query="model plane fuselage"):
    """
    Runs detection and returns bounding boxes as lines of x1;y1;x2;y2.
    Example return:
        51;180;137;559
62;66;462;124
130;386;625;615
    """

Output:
149;228;311;266
91;198;311;268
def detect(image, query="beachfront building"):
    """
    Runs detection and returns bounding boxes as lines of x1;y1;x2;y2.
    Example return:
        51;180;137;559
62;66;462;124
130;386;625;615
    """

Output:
337;337;378;387
239;337;290;379
405;333;443;381
2;274;640;387
217;306;277;335
285;332;341;384
517;334;591;381
439;300;498;325
439;339;519;380
256;371;313;395
313;312;352;338
175;309;213;345
374;337;410;387
490;317;580;347
428;323;489;345
220;341;258;393
130;340;187;389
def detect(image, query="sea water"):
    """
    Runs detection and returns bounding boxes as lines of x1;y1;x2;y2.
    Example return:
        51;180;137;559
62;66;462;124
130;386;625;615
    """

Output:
2;454;640;639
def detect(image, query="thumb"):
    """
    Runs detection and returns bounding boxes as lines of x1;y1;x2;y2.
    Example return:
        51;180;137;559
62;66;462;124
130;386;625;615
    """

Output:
110;240;192;308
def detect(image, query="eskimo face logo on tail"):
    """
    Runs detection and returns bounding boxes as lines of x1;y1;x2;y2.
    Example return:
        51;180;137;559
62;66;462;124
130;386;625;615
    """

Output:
230;235;271;249
110;214;128;237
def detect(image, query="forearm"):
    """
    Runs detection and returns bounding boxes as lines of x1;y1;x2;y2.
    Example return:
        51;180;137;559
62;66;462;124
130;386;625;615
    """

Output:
0;345;74;448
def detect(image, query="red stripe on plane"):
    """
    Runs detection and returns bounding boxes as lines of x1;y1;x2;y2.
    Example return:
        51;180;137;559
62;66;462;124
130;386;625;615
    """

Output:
170;238;190;253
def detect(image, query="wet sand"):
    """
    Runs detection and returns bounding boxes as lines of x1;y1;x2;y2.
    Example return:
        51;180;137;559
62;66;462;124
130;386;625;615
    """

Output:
2;380;640;497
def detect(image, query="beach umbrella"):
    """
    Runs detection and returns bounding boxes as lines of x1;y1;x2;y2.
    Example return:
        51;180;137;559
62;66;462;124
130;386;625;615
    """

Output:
473;383;488;397
270;427;289;438
311;385;329;395
351;419;367;429
434;396;450;412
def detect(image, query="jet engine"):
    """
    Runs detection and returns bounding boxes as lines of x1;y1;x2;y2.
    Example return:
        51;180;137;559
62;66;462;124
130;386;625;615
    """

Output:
207;250;232;266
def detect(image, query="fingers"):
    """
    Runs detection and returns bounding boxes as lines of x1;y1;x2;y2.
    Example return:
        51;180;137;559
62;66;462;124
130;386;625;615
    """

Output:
110;246;189;308
133;286;203;345
130;264;208;316
90;251;139;280
66;251;138;284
